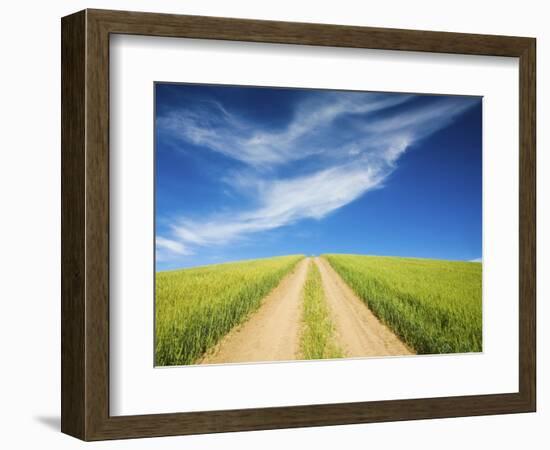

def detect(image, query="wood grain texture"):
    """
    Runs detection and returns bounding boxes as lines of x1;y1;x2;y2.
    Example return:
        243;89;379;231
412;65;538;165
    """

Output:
89;8;532;56
518;39;536;410
61;8;537;441
61;10;86;439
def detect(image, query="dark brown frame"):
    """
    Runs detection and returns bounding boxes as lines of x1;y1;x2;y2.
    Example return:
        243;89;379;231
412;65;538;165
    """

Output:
61;9;536;441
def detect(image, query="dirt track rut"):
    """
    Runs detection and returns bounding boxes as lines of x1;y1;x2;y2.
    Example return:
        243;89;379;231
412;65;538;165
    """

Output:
314;257;413;357
200;256;412;364
201;258;310;364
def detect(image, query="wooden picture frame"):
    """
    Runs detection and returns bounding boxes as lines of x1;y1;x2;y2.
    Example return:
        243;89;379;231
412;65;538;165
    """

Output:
61;8;536;441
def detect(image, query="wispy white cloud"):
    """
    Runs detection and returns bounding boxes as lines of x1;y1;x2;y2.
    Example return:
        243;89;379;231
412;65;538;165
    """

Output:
470;257;482;262
155;237;193;260
365;97;475;135
158;92;413;167
157;92;479;254
171;159;386;246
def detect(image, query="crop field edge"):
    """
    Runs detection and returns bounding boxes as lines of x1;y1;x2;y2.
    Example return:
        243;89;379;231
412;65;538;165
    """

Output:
300;260;343;360
155;254;305;366
323;254;482;355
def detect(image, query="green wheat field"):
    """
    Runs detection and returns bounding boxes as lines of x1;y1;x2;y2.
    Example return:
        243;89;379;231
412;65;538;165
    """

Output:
155;254;482;366
155;255;303;366
325;254;482;354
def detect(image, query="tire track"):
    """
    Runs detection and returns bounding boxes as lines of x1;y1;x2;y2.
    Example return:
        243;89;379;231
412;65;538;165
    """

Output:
314;257;413;357
200;258;310;364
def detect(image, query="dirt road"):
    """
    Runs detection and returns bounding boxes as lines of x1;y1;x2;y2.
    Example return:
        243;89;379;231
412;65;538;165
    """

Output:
201;256;411;365
201;258;310;364
314;257;413;357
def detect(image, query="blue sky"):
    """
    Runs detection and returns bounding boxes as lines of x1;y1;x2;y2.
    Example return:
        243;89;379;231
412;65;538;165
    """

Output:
155;83;482;270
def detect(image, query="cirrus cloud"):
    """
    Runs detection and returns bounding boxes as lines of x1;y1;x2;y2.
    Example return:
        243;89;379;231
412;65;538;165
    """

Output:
156;90;479;259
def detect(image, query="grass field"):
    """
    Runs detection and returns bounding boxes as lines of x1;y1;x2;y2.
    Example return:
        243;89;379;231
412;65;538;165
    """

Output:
155;255;304;366
324;255;482;354
300;261;342;360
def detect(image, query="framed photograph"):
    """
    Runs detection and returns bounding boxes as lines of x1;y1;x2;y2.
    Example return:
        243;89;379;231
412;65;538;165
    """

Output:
61;9;536;440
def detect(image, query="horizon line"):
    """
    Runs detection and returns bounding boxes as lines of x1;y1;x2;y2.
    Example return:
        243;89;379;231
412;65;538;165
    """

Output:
156;252;482;272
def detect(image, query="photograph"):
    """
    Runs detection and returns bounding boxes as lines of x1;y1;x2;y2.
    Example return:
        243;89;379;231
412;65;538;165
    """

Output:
154;83;483;367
